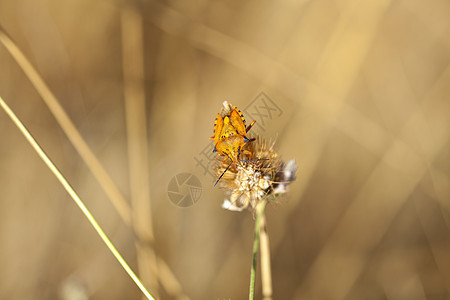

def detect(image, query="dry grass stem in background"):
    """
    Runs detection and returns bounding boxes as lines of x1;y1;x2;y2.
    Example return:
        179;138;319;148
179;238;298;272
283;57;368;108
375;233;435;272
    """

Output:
1;23;188;300
121;5;158;298
0;96;155;300
0;25;132;225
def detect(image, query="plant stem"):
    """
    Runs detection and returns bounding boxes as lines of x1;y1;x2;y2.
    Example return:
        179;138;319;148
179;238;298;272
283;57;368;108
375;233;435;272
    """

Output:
260;213;273;300
249;200;266;300
121;6;159;298
0;25;186;300
0;97;156;300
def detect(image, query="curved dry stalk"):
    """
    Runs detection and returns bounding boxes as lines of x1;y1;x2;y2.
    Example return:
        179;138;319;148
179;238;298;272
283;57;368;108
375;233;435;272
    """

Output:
0;26;132;225
0;96;155;300
0;25;189;300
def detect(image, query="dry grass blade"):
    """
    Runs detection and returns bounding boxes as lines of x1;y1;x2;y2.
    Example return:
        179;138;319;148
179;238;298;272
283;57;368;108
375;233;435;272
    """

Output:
0;23;187;299
0;96;155;300
120;5;159;298
0;26;132;225
294;64;450;300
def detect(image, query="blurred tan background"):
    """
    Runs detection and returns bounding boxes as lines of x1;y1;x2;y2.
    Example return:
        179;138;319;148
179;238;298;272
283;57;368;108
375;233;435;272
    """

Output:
1;0;450;299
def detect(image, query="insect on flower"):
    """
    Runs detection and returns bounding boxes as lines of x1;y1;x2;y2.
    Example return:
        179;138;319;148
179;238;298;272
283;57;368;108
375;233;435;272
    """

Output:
211;102;297;211
210;101;260;186
217;136;297;211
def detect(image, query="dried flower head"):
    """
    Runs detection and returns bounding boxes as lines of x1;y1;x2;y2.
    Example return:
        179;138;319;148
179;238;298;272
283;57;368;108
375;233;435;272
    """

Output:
215;136;297;212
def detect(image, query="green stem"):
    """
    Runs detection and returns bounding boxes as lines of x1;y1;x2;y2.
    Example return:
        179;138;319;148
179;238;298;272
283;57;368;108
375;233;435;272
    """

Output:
0;97;155;300
249;200;266;300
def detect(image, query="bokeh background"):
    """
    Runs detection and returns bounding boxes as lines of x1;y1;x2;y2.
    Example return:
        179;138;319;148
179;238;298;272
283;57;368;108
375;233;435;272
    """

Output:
1;0;450;299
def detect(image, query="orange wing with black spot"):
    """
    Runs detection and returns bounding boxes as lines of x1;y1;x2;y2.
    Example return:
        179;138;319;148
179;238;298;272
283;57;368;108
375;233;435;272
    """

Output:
230;105;246;124
229;108;247;137
211;112;224;145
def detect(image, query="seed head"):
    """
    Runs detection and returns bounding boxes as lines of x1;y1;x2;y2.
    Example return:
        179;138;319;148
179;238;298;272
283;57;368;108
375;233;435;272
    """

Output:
215;136;297;212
